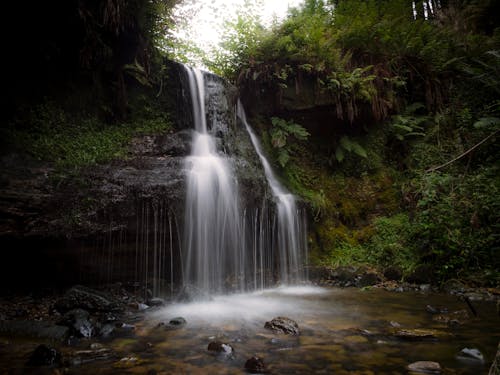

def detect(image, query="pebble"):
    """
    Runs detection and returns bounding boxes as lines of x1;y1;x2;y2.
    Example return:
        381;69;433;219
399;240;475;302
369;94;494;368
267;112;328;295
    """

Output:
407;361;441;374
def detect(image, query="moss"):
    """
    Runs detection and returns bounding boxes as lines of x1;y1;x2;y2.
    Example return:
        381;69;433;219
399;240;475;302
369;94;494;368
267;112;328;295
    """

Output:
3;95;172;171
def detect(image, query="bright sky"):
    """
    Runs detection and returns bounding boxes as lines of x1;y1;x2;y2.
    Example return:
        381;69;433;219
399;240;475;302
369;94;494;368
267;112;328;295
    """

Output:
172;0;303;66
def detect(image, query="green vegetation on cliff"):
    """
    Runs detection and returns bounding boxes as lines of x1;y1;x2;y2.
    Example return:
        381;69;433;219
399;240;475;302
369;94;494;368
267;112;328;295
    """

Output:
2;0;181;170
213;0;500;285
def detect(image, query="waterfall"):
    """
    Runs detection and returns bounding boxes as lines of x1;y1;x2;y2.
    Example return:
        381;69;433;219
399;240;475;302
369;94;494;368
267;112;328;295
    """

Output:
183;66;244;293
237;102;307;284
182;65;307;295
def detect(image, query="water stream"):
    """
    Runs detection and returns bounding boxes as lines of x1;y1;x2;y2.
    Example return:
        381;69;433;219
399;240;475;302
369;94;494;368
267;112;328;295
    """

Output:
181;66;307;294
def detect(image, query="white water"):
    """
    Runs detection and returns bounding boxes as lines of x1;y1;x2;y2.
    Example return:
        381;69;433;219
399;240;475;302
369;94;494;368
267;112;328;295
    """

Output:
152;286;329;327
182;66;307;295
237;102;307;284
183;66;244;293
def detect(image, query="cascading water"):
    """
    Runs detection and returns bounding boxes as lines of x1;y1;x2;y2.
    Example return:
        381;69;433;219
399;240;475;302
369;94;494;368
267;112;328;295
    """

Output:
183;66;244;293
182;65;307;295
237;102;307;284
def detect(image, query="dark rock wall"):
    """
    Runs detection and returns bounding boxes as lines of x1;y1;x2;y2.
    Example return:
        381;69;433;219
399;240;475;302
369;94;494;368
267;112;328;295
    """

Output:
0;61;271;292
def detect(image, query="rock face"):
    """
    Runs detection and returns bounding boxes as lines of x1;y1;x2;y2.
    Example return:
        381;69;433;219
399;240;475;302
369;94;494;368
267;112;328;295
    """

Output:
264;317;300;336
0;60;271;290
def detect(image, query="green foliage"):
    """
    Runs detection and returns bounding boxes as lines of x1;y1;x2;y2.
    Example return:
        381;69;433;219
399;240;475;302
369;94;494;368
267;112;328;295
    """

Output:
334;136;368;163
389;103;429;141
366;214;419;272
269;117;309;167
404;168;500;281
5;100;171;170
473;116;500;129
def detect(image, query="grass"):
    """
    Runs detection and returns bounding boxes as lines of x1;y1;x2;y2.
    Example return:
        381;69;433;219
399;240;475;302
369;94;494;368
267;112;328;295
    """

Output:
4;100;172;170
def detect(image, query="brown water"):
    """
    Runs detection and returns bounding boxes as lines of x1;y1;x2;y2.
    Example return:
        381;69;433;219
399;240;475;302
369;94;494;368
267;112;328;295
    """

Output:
1;286;499;374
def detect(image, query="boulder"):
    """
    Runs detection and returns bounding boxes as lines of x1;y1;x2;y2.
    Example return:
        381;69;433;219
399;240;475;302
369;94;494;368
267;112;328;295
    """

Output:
383;266;402;281
264;317;300;336
207;341;234;355
456;348;484;363
147;298;165;307
357;272;380;287
405;265;436;284
245;356;267;373
26;344;62;366
169;317;187;326
59;308;94;338
54;285;123;314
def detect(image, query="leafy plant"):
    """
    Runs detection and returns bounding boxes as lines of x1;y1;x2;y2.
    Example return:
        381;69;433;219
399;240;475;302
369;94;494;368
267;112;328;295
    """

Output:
334;136;367;163
390;102;429;141
269;117;309;167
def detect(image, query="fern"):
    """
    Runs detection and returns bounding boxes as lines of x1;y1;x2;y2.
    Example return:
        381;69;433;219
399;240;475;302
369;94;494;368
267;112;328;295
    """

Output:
473;117;500;129
334;136;367;162
269;117;309;167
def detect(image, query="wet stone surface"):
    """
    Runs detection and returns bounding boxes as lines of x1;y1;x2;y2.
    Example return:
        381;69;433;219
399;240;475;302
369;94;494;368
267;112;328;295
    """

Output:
0;286;498;374
264;317;300;336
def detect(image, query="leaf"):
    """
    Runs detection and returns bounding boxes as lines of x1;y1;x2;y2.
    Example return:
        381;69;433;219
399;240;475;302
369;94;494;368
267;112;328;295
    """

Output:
277;149;290;167
474;117;500;129
405;102;425;114
351;142;367;158
270;128;286;148
335;147;345;162
339;136;352;152
393;124;414;132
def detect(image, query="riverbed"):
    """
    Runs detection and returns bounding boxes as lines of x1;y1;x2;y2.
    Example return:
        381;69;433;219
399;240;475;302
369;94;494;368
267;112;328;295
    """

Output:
1;286;498;374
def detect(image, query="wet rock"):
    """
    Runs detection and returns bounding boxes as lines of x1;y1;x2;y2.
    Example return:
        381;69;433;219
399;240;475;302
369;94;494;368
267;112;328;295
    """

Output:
405;265;436;284
425;305;448;314
245;356;267;373
147;298;165;307
155;130;192;156
129;302;149;311
0;320;69;341
394;329;448;341
99;323;115;337
207;341;234;355
59;309;94;338
456;348;484;363
407;361;441;374
419;284;431;292
432;309;469;326
27;344;62;366
329;266;359;286
66;347;113;366
264;317;300;336
120;323;136;331
441;279;466;294
169;317;187;326
113;356;143;369
383;266;402;281
54;285;123;314
357;272;380;287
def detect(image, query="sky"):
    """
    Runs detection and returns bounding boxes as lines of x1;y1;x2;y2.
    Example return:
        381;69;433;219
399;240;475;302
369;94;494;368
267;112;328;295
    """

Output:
171;0;304;66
